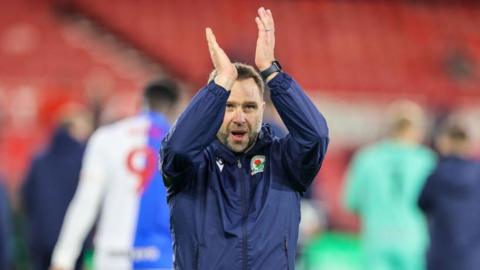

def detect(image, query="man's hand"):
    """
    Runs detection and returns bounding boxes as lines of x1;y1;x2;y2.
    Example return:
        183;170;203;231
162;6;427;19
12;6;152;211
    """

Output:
206;27;237;90
255;7;276;78
49;266;65;270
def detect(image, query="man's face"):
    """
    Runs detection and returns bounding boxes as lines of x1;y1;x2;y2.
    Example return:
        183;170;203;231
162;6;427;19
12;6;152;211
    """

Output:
217;78;265;153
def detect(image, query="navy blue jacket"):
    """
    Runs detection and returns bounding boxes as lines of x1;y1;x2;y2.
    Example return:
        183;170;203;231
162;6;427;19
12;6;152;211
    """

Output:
419;156;480;270
161;73;329;270
22;127;86;251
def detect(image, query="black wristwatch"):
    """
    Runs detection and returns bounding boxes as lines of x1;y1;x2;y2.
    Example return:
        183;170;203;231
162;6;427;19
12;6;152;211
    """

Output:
260;61;282;80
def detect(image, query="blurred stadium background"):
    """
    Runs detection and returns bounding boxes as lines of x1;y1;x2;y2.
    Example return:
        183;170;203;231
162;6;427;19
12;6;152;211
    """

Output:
1;0;480;269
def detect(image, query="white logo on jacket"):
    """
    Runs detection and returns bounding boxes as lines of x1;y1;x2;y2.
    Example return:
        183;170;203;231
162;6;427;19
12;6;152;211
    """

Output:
216;158;224;172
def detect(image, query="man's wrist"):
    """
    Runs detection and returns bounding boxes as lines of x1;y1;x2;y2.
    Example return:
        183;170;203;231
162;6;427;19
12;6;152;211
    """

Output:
214;75;235;91
260;61;282;81
257;63;272;71
265;72;279;82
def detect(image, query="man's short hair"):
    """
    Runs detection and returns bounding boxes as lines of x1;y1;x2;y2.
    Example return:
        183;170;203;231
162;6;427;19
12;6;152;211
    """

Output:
208;62;265;97
143;79;179;110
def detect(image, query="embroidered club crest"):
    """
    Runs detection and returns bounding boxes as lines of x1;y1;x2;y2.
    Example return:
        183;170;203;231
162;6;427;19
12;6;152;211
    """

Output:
250;155;265;175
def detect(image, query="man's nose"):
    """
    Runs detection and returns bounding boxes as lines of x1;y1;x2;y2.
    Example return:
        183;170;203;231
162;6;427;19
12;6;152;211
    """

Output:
232;109;246;124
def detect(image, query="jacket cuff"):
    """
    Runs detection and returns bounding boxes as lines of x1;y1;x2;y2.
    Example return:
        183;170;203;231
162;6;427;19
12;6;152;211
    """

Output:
208;80;230;97
267;72;293;96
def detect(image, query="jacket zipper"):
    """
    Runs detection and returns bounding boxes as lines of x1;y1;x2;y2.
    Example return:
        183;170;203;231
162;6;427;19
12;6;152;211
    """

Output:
239;159;248;270
194;245;200;270
284;237;289;270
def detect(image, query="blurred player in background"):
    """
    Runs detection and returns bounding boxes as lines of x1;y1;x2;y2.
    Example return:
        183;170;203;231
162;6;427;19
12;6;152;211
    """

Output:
419;118;480;270
343;100;436;270
22;104;94;270
50;79;179;270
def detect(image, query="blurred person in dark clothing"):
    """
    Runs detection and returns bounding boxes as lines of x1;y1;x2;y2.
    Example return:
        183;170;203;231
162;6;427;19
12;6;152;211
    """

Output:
22;105;94;270
419;119;480;270
0;178;13;270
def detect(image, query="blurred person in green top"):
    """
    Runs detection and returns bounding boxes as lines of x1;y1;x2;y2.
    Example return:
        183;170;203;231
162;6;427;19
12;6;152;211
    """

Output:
343;100;436;270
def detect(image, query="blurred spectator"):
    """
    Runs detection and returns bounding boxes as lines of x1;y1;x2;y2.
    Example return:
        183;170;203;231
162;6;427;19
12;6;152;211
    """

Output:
0;177;13;270
343;100;436;270
418;119;480;270
22;105;94;270
50;79;179;270
298;188;326;245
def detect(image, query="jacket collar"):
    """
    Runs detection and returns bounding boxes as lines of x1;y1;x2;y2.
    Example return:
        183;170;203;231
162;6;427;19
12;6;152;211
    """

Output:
212;124;274;165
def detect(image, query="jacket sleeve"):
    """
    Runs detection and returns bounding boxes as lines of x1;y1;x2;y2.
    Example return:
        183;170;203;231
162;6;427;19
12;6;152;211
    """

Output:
51;129;109;270
270;73;329;192
160;81;230;194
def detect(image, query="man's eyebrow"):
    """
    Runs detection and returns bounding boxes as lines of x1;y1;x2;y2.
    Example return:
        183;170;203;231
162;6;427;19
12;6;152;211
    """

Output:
243;101;258;107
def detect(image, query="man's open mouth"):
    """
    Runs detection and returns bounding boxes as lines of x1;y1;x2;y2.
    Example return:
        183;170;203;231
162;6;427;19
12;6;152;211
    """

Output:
230;130;247;141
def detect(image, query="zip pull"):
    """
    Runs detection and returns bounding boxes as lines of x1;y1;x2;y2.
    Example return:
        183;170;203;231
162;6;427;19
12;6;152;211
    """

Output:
237;160;242;168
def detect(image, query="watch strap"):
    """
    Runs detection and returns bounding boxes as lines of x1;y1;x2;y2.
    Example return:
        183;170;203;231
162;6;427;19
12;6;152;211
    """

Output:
260;61;282;80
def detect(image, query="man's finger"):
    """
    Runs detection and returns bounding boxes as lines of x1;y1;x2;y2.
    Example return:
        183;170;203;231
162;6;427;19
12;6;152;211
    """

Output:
257;7;267;25
266;9;275;31
255;17;266;36
258;7;266;18
258;7;274;33
206;28;217;45
258;7;269;29
206;27;218;58
206;28;216;48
